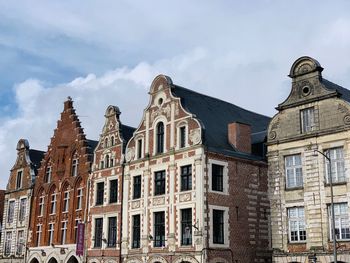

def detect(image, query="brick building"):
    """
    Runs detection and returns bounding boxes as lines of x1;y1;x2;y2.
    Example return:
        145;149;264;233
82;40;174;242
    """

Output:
27;97;97;263
119;75;271;263
87;105;135;263
268;56;350;262
0;139;44;263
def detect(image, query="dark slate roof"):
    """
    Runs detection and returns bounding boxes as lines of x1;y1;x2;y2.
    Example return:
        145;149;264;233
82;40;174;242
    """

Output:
323;78;350;103
29;149;45;169
171;85;271;160
121;124;136;143
86;139;98;155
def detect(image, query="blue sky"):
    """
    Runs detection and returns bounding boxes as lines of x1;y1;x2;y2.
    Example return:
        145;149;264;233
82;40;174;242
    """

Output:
1;0;350;188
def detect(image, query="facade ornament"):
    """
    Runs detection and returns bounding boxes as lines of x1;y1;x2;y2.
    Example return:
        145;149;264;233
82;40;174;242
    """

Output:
125;147;135;162
189;129;201;145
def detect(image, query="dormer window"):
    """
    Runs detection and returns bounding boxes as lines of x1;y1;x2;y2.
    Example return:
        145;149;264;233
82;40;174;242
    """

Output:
301;107;315;133
180;126;186;148
45;166;52;183
100;161;104;169
156;122;164;154
16;170;23;189
111;136;115;146
105;155;110;168
72;158;78;177
137;138;143;159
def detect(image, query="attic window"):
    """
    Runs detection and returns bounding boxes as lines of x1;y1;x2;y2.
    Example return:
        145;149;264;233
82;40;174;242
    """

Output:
302;86;311;96
158;98;163;106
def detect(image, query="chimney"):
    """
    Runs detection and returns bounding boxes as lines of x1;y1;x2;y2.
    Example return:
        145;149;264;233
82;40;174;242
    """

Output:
228;122;251;154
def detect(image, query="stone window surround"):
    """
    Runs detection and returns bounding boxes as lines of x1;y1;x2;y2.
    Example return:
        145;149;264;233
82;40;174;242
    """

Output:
90;213;118;249
208;159;229;195
176;203;195;248
152;116;168;156
135;135;145;160
176;120;189;150
129;211;142;249
16;168;24;189
176;158;194;193
209;205;229;248
107;175;119;204
94;178;105;207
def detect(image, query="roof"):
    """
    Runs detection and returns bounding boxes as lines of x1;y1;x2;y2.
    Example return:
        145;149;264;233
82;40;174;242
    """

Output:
86;139;98;155
171;85;271;159
121;124;136;143
29;149;45;169
322;78;350;103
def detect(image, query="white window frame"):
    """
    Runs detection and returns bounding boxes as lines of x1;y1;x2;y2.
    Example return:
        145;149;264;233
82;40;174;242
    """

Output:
17;230;25;255
50;193;57;215
176;203;195;247
176;121;188;149
4;231;12;255
288;207;306;243
61;220;68;245
153;117;168;155
325;147;346;184
301;107;315;133
36;224;42;247
63;190;70;212
329;203;350;241
95;179;105;206
45;166;52;183
39;195;45;216
135;136;144;159
7;200;15;224
16;169;23;189
76;187;83;210
209;205;229;248
285;154;303;189
18;197;27;222
48;223;54;245
208;159;229;195
72;158;78;177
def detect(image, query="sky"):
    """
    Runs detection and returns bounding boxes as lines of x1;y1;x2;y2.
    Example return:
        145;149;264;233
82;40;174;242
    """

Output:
1;1;350;188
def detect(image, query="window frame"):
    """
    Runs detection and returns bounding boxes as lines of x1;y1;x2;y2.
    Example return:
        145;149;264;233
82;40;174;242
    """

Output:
325;147;346;184
132;214;141;248
329;203;350;241
285;154;303;189
48;222;54;245
213;209;225;244
133;175;142;199
61;221;68;245
156;122;165;154
181;165;192;191
16;170;23;189
287;207;306;243
300;107;315;133
153;211;165;247
76;188;83;210
7;200;15;224
18;198;27;222
95;181;105;206
94;217;103;248
109;179;118;204
154;170;166;196
181;208;192;246
212;164;224;192
107;216;117;247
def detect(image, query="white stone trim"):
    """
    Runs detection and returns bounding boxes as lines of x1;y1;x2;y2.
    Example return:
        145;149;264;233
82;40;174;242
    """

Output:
176;203;195;248
208;159;229;195
152;116;168;155
176;120;189;150
106;175;119;204
208;205;229;248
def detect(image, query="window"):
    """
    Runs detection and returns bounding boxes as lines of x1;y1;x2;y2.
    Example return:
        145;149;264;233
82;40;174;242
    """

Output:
74;219;80;243
105;155;110;168
154;170;166;195
45;166;52;183
96;182;104;205
329;203;350;240
63;190;69;212
61;221;67;244
109;179;118;203
17;230;25;255
76;188;83;210
285;154;303;188
105;138;108;148
110;158;114;167
72;158;78;177
36;224;42;247
107;217;117;247
132;215;141;248
325;147;345;184
48;223;54;245
100;160;104;169
4;232;12;255
181;165;192;191
94;218;103;248
181;208;192;245
18;198;27;222
39;195;45;216
133;176;141;199
213;209;224;244
301;107;315;133
111;136;115;146
50;193;57;214
7;200;15;223
137;139;143;159
212;164;223;192
288;207;306;242
156;122;164;154
16;170;23;189
180;126;186;148
154;212;165;247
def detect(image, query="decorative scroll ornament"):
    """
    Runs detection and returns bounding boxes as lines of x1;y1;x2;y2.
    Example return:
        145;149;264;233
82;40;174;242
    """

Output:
344;115;350;125
269;131;277;140
150;104;171;122
153;197;165;206
125;147;135;162
131;200;140;209
189;129;201;145
179;193;191;202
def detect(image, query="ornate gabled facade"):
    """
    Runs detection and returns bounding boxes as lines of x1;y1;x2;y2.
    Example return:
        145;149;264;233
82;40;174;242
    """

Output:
268;57;350;262
0;139;44;263
121;75;271;263
87;105;135;263
27;97;97;263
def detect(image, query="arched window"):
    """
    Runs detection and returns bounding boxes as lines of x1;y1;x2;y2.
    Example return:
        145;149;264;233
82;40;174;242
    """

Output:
110;158;114;167
105;155;110;168
49;187;57;215
71;153;78;177
62;185;70;213
111;136;115;146
45;163;52;183
38;189;45;217
156;122;164;154
105;138;108;148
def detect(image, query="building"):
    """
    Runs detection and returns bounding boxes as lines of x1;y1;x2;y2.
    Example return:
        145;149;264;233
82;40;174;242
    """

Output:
27;97;97;263
120;75;271;263
86;105;135;263
0;139;44;263
268;56;350;262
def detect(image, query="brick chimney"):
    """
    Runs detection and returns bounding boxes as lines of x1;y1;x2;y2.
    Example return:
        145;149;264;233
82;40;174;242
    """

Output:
228;122;251;154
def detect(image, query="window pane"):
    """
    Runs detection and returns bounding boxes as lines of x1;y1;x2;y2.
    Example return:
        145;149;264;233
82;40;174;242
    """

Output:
212;164;223;192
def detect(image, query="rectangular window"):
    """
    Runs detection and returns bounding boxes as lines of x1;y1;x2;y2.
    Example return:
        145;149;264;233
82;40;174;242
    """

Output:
180;126;186;148
137;139;143;159
181;208;192;245
213;209;224;244
133;176;142;199
45;166;52;183
96;182;104;205
39;195;45;216
61;221;67;244
17;230;25;255
16;170;22;189
301;107;315;133
154;211;165;247
325;147;346;184
181;165;192;191
154;171;166;196
76;188;83;210
288;207;306;242
19;198;27;222
285;154;303;188
107;217;117;247
329;203;350;240
109;179;118;203
4;232;12;255
48;223;54;245
63;191;69;212
36;224;42;247
7;200;15;223
212;164;223;192
94;218;103;248
72;159;78;177
132;215;141;248
74;219;80;243
50;193;57;214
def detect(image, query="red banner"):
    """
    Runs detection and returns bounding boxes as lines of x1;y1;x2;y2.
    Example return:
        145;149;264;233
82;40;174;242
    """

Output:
76;223;85;256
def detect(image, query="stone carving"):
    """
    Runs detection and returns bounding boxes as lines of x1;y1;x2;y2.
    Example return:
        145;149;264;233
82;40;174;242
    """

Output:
153;197;165;206
131;200;140;209
179;193;191;202
189;129;201;145
125;147;135;162
270;117;280;130
150;104;171;122
338;103;350;114
269;131;277;140
344;115;350;125
175;103;180;116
